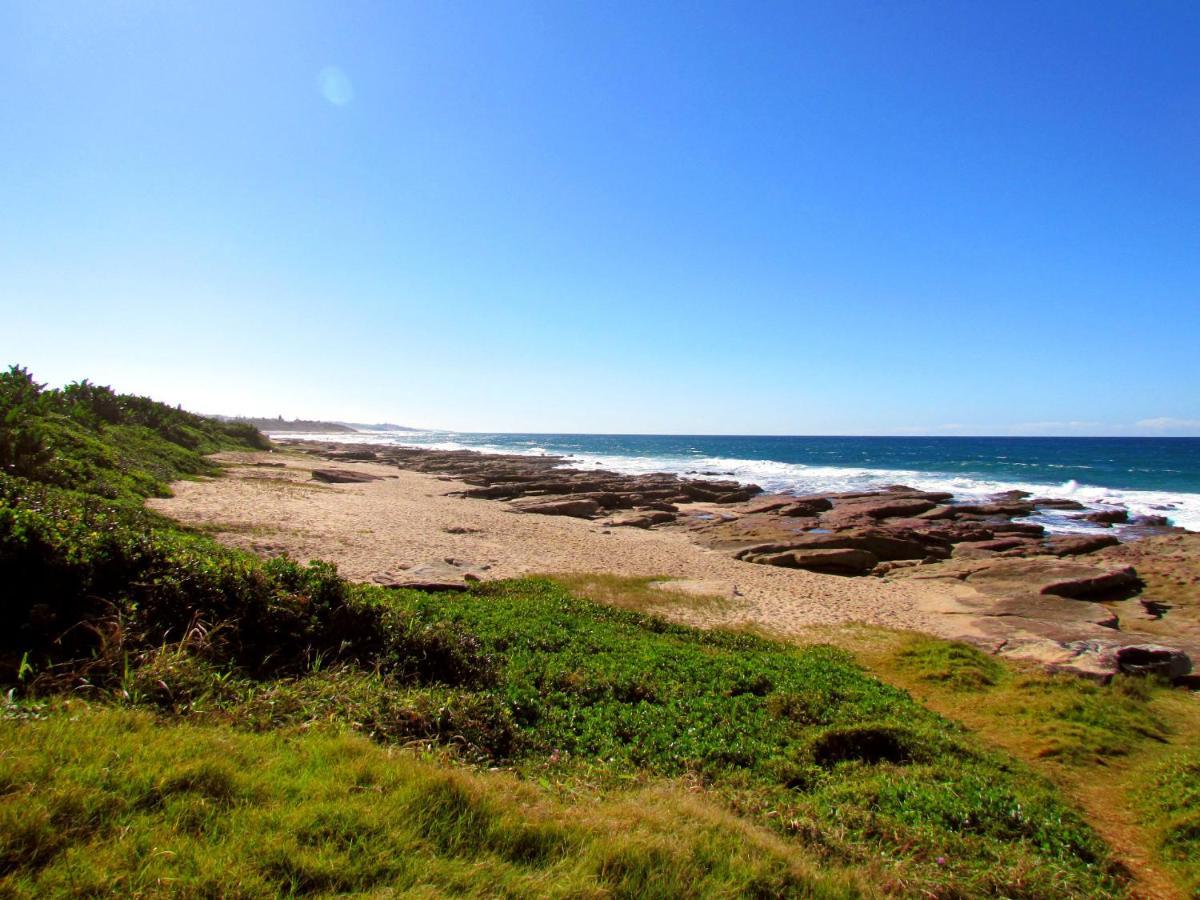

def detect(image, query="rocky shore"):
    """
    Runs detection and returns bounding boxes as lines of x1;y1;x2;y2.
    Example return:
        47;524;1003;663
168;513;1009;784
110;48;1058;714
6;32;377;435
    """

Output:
229;441;1200;683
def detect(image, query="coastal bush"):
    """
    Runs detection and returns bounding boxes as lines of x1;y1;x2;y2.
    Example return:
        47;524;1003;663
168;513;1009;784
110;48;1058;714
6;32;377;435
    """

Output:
0;365;268;501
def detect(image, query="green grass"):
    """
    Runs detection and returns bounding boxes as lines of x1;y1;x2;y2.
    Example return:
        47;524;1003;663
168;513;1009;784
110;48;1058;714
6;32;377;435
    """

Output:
1138;749;1200;895
890;635;1169;766
810;628;1200;898
0;705;859;898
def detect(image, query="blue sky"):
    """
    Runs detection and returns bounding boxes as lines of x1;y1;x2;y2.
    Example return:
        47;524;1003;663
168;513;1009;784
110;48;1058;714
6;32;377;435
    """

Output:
2;1;1198;435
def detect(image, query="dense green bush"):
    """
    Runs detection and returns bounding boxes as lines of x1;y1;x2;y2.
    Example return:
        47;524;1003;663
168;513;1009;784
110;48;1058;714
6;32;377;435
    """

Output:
0;473;497;688
0;365;268;500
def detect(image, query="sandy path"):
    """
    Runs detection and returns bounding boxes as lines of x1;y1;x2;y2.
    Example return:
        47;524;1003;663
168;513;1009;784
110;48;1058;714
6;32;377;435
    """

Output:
150;452;951;638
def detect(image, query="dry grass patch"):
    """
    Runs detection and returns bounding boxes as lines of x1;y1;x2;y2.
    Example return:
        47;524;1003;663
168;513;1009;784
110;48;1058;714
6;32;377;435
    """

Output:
553;573;733;617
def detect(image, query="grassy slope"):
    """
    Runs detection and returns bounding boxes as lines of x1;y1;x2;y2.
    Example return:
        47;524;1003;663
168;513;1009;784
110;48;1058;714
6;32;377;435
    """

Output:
0;364;1190;897
782;625;1200;898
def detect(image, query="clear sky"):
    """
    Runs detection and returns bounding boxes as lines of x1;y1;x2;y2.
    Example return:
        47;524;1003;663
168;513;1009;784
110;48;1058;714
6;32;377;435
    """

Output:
2;1;1198;435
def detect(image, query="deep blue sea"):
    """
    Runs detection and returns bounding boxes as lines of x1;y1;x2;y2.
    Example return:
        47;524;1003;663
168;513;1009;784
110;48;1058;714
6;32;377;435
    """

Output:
279;431;1200;532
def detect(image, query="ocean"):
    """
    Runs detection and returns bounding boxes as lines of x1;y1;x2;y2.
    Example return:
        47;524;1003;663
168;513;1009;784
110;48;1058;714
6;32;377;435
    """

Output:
276;432;1200;533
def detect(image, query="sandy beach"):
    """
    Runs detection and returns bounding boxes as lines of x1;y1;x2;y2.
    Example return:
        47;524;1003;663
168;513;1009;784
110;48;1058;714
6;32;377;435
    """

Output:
150;451;951;639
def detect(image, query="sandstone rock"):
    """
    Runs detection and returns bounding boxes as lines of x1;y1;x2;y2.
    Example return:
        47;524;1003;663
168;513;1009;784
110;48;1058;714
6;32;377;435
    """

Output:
311;468;383;484
462;484;525;499
1032;498;1086;510
991;490;1032;501
949;501;1036;517
679;481;762;503
325;450;378;461
716;490;761;503
917;557;1141;603
1043;534;1120;557
736;528;943;563
1130;514;1170;527
930;523;997;543
871;559;922;576
1081;509;1129;525
372;560;482;592
975;537;1037;552
953;537;1040;556
990;522;1046;537
821;498;939;529
513;498;601;518
740;496;798;514
1114;645;1191;679
750;547;879;574
779;498;834;516
382;580;469;592
915;506;960;520
981;596;1120;629
1039;565;1141;600
610;511;675;528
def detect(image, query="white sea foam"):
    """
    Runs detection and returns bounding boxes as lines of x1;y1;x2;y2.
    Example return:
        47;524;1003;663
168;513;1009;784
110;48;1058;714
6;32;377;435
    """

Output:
269;431;1200;532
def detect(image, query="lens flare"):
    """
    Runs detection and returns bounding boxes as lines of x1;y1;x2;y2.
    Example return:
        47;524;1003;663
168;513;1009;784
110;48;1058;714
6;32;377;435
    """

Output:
317;66;354;106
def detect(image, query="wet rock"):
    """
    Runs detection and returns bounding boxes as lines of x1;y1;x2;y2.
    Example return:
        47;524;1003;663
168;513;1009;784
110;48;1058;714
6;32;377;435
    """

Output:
1080;509;1129;526
992;490;1033;501
1032;498;1086;510
679;481;759;502
1130;514;1170;527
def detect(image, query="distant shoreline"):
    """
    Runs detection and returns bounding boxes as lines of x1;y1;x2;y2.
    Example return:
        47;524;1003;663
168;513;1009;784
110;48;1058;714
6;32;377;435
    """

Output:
218;416;418;434
258;430;1200;531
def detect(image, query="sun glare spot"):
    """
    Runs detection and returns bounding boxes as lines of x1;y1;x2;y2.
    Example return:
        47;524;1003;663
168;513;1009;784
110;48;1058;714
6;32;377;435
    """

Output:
317;66;354;106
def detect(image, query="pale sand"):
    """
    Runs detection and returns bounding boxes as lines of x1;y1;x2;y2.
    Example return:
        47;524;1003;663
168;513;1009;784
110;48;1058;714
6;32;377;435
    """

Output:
149;452;954;639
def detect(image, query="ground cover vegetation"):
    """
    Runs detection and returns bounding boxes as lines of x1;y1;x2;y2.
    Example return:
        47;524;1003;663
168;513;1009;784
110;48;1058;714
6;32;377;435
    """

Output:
795;626;1200;898
0;364;1181;897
